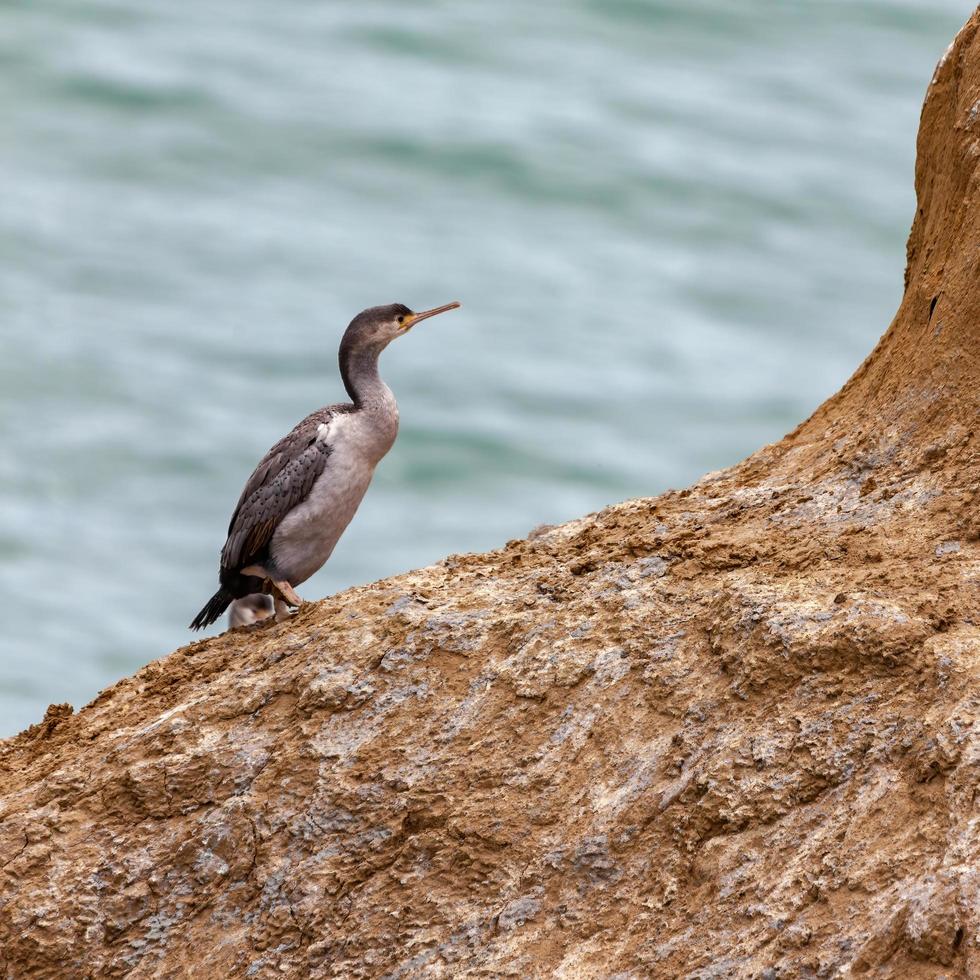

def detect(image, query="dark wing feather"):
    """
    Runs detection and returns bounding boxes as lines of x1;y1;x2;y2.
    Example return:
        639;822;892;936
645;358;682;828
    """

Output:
220;406;341;573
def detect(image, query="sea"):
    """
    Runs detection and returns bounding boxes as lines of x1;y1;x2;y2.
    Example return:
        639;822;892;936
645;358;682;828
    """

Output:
0;0;970;735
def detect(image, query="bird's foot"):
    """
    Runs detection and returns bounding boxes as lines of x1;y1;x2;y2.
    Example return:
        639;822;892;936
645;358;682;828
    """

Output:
272;579;303;607
264;578;303;622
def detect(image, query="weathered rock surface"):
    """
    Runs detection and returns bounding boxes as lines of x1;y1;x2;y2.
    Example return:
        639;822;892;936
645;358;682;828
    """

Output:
3;14;980;980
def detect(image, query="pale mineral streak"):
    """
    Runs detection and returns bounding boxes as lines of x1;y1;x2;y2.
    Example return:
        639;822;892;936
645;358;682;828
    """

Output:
4;11;980;980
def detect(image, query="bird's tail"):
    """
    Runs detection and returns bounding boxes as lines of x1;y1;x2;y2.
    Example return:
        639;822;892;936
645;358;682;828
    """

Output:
189;587;234;631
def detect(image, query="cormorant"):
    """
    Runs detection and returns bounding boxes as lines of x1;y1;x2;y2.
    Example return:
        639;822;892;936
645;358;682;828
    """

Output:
190;301;460;629
228;594;274;628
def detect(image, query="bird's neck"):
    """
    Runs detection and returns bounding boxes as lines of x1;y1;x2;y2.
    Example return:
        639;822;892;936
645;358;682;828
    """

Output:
340;344;399;428
341;344;387;405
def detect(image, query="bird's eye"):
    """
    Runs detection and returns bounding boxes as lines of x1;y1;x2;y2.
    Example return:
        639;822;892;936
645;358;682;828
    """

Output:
397;316;405;324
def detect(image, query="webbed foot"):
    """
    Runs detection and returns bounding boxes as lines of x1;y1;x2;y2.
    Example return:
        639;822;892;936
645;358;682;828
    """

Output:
263;578;303;622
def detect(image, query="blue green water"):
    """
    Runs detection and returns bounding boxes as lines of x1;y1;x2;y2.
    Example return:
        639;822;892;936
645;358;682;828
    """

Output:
0;1;970;735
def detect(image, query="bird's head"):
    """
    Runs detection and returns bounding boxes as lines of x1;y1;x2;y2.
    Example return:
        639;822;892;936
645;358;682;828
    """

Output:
342;301;461;353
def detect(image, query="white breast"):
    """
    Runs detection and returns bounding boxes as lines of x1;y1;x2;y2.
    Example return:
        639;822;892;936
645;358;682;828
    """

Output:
268;408;396;587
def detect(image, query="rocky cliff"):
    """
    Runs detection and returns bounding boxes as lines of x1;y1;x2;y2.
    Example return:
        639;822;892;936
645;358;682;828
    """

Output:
3;14;980;980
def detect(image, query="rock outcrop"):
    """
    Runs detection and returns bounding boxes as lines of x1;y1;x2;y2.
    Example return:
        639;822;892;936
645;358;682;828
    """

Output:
3;14;980;980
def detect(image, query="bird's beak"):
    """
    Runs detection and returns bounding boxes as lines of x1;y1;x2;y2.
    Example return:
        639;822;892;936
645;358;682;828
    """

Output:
401;301;461;332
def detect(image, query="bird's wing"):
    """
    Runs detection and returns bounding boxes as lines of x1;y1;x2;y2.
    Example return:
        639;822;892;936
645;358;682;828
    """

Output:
220;406;343;572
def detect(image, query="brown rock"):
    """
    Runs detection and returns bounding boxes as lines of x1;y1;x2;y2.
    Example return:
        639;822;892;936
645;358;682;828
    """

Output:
3;13;980;979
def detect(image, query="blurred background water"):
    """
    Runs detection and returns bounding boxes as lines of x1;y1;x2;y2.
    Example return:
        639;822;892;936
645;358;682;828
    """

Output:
0;0;970;736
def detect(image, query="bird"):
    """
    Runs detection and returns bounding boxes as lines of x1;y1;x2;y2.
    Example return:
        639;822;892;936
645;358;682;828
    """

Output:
228;594;274;628
190;301;460;630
